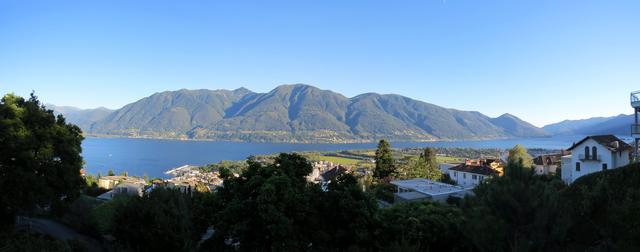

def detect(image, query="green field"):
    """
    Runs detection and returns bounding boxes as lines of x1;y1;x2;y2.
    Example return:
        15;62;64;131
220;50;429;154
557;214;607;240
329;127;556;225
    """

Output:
318;155;362;165
436;156;464;164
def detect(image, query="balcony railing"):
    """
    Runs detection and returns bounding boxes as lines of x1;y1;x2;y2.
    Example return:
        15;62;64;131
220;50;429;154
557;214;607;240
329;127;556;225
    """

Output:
578;154;601;161
633;124;640;137
632;91;640;108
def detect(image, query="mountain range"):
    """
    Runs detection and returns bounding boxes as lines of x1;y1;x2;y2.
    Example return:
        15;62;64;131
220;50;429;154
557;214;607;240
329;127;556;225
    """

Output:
51;84;551;143
543;114;633;136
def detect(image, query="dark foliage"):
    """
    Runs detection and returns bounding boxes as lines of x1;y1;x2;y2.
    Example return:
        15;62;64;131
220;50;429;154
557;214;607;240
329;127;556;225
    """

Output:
0;93;84;228
111;188;200;251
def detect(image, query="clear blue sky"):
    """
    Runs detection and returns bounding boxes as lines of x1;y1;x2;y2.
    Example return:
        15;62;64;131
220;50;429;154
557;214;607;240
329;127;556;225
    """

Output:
1;0;638;127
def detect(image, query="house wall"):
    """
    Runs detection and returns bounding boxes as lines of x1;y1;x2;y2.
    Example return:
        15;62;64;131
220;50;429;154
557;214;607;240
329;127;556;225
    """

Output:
448;170;485;188
561;155;573;184
98;179;117;189
534;165;558;175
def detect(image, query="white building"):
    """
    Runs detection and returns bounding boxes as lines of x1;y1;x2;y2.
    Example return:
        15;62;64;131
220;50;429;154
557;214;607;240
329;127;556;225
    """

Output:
561;135;632;184
448;163;498;188
390;178;471;203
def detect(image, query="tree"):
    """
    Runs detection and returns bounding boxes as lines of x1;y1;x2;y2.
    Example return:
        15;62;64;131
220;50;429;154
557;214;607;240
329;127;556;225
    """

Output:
558;163;640;250
377;201;471;251
203;153;380;251
462;161;567;251
505;144;533;179
0;93;84;227
421;147;438;169
311;173;379;251
203;153;317;251
107;169;115;176
111;188;199;251
398;147;442;180
374;139;396;180
397;156;442;180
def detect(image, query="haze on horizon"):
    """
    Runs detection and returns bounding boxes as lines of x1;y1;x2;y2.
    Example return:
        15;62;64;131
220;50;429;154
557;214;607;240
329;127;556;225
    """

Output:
1;0;638;127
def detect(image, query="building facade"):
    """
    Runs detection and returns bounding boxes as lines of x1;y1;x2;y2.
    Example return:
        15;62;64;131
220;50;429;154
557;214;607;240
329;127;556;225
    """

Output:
447;162;499;188
533;151;570;175
561;135;632;184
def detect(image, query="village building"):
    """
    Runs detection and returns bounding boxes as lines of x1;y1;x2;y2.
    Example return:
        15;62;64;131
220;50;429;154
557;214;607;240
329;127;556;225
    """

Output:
533;151;570;175
561;135;632;184
447;161;499;188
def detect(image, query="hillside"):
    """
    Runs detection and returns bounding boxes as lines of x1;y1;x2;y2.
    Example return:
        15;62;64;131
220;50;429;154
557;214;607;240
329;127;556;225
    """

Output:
56;84;547;143
48;104;114;130
542;117;612;135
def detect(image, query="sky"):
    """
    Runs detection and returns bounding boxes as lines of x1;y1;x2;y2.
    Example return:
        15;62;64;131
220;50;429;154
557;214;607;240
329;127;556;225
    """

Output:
1;0;639;127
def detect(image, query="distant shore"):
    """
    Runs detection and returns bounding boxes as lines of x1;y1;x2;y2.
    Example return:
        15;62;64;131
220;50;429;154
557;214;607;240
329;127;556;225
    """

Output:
83;133;526;144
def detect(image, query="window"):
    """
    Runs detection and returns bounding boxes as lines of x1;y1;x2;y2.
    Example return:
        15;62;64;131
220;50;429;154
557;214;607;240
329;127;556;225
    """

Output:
602;163;608;171
576;162;581;172
463;173;466;179
453;171;457;177
585;146;590;160
472;175;477;180
479;176;484;182
592;147;598;160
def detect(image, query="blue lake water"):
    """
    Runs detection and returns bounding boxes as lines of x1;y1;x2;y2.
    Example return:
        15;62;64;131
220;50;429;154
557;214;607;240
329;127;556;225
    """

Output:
81;135;587;178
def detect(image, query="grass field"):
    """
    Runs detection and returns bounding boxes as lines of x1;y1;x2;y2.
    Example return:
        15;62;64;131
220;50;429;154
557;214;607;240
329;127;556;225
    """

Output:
318;155;362;165
436;156;464;164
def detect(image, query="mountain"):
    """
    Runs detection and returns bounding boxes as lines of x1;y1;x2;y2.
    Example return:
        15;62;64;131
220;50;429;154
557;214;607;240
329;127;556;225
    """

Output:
490;113;548;137
48;104;114;130
77;84;547;143
89;88;252;137
543;117;612;135
575;114;633;135
544;114;633;136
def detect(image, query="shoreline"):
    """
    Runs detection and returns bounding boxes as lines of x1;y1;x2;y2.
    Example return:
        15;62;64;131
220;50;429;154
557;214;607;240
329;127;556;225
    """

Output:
83;133;545;145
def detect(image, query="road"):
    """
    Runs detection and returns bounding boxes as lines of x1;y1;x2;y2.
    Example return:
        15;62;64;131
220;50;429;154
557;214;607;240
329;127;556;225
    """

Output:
15;216;105;252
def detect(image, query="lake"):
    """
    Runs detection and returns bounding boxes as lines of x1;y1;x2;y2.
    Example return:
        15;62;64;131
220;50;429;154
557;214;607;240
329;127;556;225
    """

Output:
82;135;587;178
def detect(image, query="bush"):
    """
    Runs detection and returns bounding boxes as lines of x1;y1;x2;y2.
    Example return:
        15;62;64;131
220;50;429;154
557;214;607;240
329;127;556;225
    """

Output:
370;183;396;203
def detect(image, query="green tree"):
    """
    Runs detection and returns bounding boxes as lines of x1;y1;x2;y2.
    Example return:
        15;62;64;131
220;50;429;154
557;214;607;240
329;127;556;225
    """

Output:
397;156;442;180
204;153;380;251
421;147;438;169
462;162;567;251
107;169;115;176
111;188;199;251
374;139;396;180
398;147;442;180
505;144;533;179
558;163;640;250
310;173;379;251
203;153;317;251
0;93;84;227
377;201;471;251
